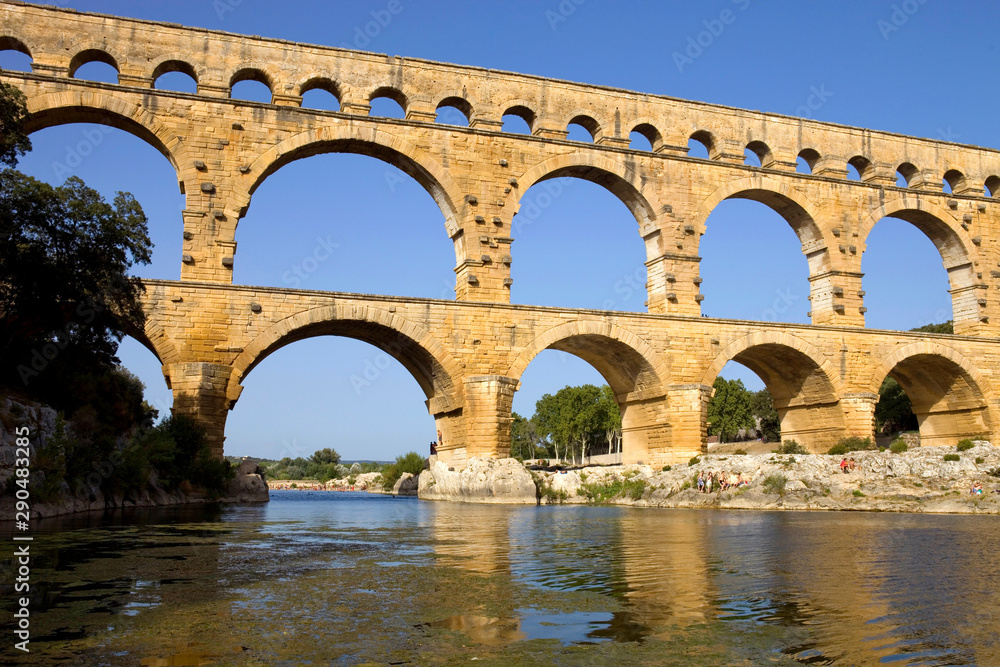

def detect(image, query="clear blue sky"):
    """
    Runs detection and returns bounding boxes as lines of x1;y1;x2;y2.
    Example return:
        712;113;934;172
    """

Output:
4;1;997;461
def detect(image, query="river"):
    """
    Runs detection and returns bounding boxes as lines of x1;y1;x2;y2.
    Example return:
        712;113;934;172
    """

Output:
2;491;999;665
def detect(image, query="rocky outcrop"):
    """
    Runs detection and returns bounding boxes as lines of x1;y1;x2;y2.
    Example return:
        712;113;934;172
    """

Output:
418;457;537;504
221;459;269;503
391;472;420;496
531;442;1000;513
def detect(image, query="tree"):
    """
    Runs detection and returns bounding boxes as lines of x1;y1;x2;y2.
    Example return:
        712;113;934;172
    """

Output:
309;447;341;466
598;385;622;455
874;376;918;434
707;377;754;443
911;320;953;334
532;384;620;463
750;389;780;442
1;171;151;390
0;82;31;167
510;412;543;459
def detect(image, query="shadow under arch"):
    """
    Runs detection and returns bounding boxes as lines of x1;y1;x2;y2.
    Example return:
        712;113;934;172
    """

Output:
241;126;465;245
508;320;669;464
691;175;828;274
22;90;182;176
857;198;978;334
509;152;659;229
229;304;466;453
868;342;995;447
703;331;844;452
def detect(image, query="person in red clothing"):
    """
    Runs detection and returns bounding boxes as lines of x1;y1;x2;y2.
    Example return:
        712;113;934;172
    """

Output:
840;458;850;473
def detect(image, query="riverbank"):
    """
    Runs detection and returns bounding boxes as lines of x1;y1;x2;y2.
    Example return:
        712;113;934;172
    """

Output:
419;443;1000;513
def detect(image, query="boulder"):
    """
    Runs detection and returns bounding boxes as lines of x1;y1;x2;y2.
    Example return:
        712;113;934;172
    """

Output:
392;472;420;496
222;459;269;503
418;457;537;504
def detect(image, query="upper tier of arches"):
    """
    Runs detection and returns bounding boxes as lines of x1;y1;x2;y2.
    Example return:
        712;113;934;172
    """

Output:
1;20;997;198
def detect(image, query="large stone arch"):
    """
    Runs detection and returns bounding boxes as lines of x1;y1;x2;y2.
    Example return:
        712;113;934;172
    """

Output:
241;125;465;241
507;319;669;464
857;198;979;334
510;152;659;229
691;175;829;273
227;305;465;457
22;90;183;176
231;304;462;405
868;342;995;447
703;331;845;451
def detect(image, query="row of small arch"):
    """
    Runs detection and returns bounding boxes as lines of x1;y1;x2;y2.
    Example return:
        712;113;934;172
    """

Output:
2;37;998;198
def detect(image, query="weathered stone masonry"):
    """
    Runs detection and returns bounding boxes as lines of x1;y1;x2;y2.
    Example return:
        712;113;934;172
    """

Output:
2;2;999;463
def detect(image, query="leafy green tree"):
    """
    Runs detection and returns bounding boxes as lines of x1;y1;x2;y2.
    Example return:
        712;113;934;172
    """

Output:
750;389;780;442
0;82;31;167
380;451;427;490
532;384;621;462
1;171;151;389
598;385;622;455
874;376;918;434
310;447;341;465
911;320;953;334
707;377;754;443
510;412;544;459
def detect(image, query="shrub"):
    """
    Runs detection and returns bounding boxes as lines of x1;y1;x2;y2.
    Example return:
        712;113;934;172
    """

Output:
688;456;701;467
827;444;847;456
380;451;427;490
853;490;865;497
957;439;975;452
579;476;646;502
762;473;787;495
774;440;807;455
975;457;985;465
733;449;748;455
943;454;960;462
889;439;908;454
661;465;672;472
838;436;874;452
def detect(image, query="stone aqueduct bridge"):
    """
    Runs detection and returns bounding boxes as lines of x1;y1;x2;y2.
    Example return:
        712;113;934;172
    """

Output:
3;3;1000;464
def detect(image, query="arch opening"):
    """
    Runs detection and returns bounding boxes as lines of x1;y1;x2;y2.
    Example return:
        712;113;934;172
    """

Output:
566;114;599;143
687;131;713;159
630;123;660;152
152;60;197;93
0;36;32;71
875;353;992;448
14;121;184;280
706;342;843;453
861;209;971;331
299;78;341;111
230;68;272;103
847;155;871;182
511;329;667;465
69;49;118;83
744;141;771;168
502;105;534;134
369;87;407;118
896;162;918;187
435;97;471;126
942;169;965;194
511;172;650;311
797;148;819;175
698;193;817;323
984;175;999;198
239;150;456;298
228;330;448;462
